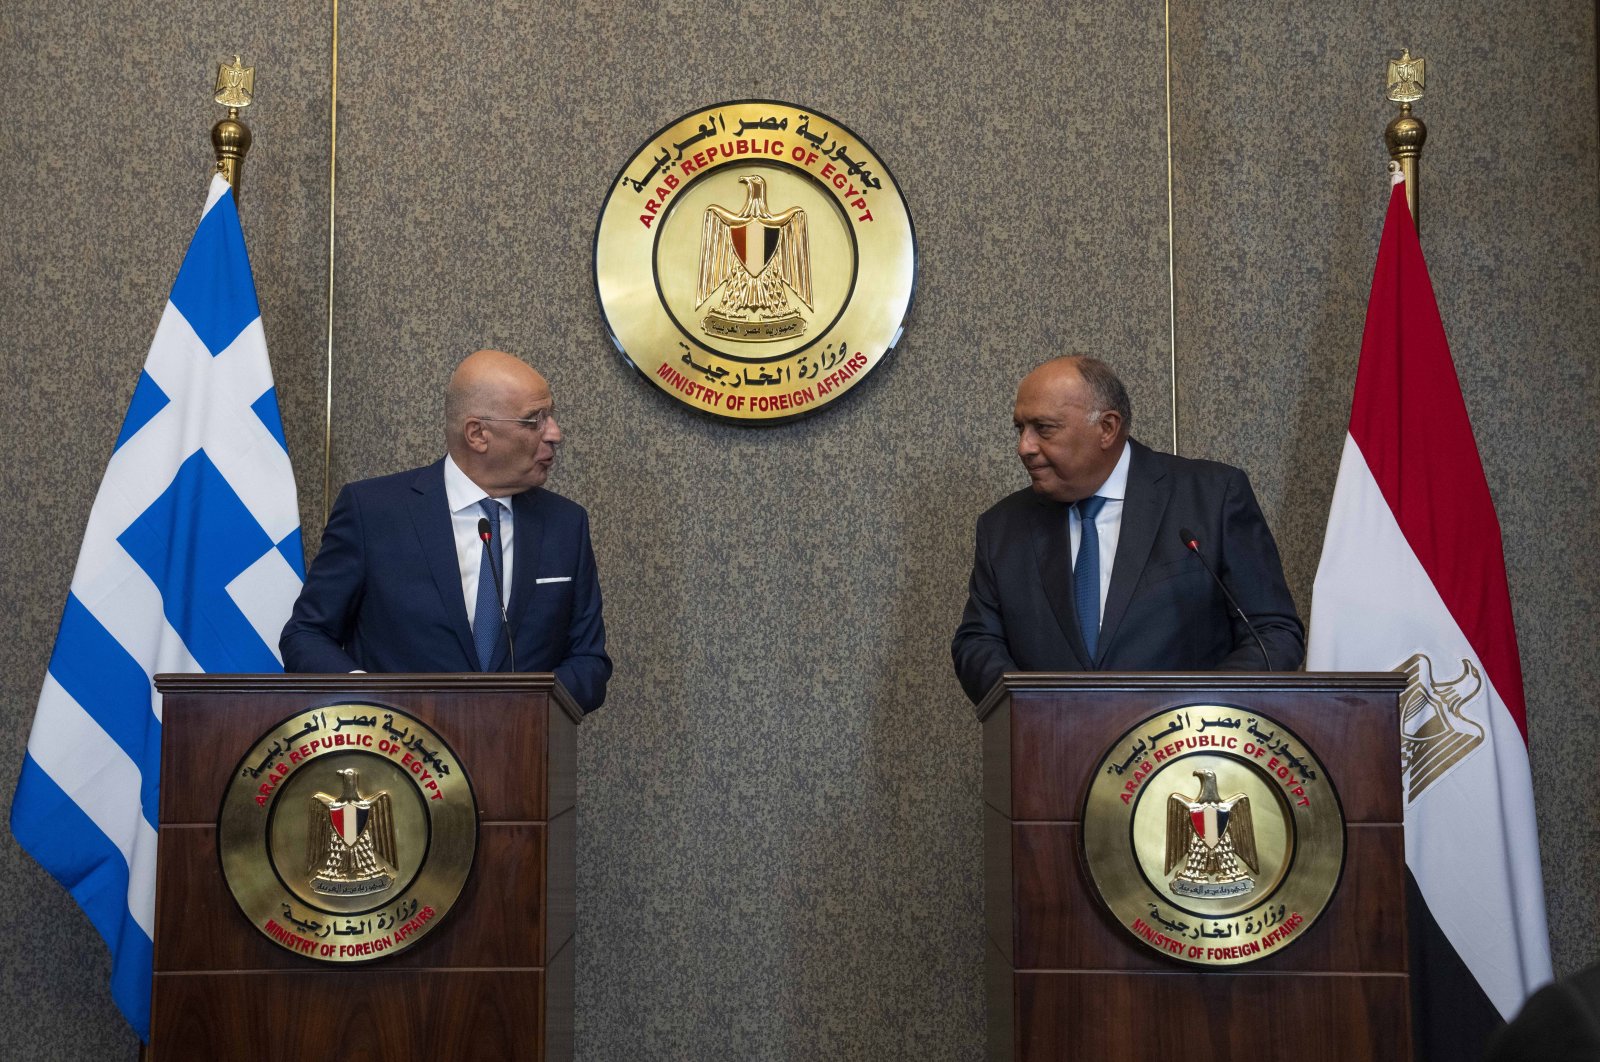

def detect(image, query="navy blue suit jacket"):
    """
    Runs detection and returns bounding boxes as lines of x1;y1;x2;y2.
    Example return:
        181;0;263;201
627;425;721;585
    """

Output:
952;440;1304;705
281;460;611;712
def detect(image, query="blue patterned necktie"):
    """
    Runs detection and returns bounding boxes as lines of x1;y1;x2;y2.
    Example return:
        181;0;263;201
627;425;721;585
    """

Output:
473;499;505;671
1073;495;1108;660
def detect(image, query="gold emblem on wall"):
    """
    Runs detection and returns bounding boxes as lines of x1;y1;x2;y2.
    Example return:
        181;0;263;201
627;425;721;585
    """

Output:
218;705;477;962
595;101;915;423
697;175;813;341
1082;705;1345;967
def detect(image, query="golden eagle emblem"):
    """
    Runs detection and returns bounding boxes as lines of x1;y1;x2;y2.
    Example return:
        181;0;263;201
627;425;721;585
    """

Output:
1165;769;1259;899
1386;50;1425;104
1399;652;1484;802
213;54;255;109
307;767;398;897
695;174;813;342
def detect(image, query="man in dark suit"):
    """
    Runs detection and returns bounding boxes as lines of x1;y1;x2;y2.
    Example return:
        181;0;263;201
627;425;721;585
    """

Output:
1483;961;1600;1062
282;349;611;712
952;356;1303;705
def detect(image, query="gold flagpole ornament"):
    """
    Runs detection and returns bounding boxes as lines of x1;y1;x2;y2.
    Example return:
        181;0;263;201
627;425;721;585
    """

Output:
1384;49;1427;231
212;55;255;197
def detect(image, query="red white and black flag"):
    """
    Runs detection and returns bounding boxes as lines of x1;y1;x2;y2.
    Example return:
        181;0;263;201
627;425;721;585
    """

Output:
1308;173;1552;1060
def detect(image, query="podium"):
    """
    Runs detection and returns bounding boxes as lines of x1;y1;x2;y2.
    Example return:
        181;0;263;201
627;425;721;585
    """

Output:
981;672;1409;1062
149;673;578;1061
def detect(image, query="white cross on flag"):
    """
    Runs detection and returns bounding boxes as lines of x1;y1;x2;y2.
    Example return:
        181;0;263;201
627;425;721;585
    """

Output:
9;174;303;1040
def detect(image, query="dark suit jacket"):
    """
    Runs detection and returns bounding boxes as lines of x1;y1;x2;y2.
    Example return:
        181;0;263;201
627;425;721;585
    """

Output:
1483;962;1600;1062
952;440;1303;704
280;460;612;712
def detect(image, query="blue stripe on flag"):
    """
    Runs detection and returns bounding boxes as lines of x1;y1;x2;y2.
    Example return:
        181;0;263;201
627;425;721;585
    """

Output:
276;527;306;579
10;755;153;1041
112;371;171;453
167;188;259;356
117;451;283;673
48;594;161;827
251;386;288;451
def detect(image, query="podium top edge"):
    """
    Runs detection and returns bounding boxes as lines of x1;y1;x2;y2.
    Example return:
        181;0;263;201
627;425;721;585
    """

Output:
153;672;583;723
974;670;1406;722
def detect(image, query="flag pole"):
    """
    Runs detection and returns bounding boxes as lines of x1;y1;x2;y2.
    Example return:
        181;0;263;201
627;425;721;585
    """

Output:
211;55;255;199
1384;49;1427;232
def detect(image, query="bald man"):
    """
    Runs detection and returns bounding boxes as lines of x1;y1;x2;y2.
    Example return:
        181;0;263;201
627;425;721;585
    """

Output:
281;350;611;711
952;356;1302;705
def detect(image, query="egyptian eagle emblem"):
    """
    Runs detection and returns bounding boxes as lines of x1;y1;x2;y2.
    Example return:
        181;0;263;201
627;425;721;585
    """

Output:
695;174;813;342
1399;652;1484;802
307;767;398;897
1165;769;1259;899
1386;50;1425;103
213;54;256;109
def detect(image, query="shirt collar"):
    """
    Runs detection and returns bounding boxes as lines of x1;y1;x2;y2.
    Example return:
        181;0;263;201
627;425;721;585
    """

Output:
1091;440;1132;501
443;453;508;515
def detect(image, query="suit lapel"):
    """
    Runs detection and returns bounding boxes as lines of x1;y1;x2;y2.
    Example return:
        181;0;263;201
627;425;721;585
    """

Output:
1030;497;1091;668
408;461;478;667
494;488;545;671
1098;441;1169;660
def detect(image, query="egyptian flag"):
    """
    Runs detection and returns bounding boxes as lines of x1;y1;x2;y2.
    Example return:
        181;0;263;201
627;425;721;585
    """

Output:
1307;173;1552;1060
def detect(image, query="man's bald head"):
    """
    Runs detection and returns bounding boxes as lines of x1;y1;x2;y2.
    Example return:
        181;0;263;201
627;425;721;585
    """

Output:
445;349;562;496
445;350;550;442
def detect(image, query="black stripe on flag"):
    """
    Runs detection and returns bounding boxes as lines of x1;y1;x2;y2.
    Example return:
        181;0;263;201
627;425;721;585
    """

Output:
1407;869;1505;1061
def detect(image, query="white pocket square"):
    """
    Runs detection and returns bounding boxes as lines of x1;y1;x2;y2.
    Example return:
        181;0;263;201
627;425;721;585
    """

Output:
534;576;572;584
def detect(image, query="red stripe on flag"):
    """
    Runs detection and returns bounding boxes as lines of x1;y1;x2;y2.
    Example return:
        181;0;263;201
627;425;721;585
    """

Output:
1347;182;1528;739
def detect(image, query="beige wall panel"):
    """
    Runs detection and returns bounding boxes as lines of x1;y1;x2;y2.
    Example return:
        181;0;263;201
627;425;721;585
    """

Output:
1170;3;1600;977
328;1;1169;1057
0;5;331;1060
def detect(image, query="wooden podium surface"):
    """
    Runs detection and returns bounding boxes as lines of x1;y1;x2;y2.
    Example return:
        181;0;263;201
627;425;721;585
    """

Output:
981;672;1409;1062
150;673;577;1061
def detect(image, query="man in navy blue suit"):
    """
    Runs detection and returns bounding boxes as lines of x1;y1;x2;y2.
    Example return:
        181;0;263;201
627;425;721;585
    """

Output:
952;356;1303;706
282;349;611;712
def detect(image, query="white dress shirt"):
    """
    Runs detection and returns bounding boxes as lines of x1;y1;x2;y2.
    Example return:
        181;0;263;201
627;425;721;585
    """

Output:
1068;440;1132;619
443;453;515;634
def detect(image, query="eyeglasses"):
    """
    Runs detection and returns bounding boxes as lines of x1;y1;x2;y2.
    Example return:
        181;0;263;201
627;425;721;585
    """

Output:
476;409;556;433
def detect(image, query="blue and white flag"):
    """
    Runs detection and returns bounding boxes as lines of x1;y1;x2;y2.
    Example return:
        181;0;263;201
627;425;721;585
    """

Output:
10;174;304;1040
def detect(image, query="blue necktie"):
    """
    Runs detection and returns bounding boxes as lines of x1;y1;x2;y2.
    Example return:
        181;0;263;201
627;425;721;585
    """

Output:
1073;495;1108;660
473;499;505;671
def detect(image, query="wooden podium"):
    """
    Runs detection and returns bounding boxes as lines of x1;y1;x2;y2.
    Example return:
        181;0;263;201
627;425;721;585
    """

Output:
149;673;578;1060
981;672;1409;1062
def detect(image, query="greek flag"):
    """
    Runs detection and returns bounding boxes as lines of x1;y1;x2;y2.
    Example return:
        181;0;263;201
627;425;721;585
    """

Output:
9;174;304;1040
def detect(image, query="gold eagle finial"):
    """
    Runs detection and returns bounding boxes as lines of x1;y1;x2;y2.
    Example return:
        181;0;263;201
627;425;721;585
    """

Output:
214;55;255;110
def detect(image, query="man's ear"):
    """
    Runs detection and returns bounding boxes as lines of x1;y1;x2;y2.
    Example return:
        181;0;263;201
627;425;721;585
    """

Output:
461;417;491;454
1097;410;1124;448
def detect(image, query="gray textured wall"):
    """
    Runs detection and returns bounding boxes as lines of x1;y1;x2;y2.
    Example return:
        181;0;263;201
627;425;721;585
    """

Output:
2;2;1596;1059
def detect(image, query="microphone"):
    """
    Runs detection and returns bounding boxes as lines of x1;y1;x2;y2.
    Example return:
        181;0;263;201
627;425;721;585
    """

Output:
477;516;517;672
1177;527;1271;670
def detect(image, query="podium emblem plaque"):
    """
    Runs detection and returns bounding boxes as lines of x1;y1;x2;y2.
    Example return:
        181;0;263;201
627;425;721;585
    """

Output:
219;704;477;962
1083;705;1345;966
